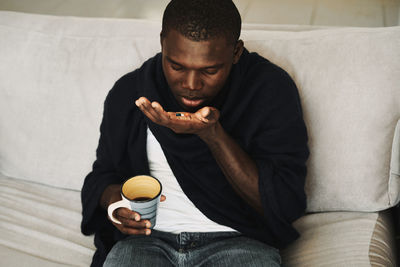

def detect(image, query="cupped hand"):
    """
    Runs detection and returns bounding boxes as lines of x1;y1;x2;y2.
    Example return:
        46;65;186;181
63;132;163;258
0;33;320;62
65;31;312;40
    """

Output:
135;97;220;136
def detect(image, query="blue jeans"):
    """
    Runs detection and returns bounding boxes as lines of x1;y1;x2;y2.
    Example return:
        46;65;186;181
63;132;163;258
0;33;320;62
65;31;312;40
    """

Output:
103;230;281;266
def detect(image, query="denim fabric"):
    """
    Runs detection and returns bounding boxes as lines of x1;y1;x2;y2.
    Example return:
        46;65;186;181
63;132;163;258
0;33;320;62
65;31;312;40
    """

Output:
103;230;281;267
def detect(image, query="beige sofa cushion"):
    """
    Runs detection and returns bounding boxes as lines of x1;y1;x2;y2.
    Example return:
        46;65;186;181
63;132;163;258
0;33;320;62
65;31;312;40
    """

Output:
242;29;400;212
0;174;395;267
282;210;396;266
0;11;160;190
0;11;399;212
0;174;95;266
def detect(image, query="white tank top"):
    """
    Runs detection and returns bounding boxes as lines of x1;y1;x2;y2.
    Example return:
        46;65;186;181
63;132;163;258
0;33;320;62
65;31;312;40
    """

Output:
147;128;236;233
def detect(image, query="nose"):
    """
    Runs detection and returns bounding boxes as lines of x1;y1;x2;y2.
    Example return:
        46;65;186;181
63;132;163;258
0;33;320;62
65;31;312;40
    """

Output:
182;71;202;91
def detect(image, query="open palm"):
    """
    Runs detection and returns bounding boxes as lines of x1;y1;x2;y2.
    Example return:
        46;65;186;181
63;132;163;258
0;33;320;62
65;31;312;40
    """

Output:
135;97;220;135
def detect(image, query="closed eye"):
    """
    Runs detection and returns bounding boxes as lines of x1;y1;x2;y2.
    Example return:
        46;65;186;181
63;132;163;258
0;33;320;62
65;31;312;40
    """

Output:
203;69;218;75
171;63;183;71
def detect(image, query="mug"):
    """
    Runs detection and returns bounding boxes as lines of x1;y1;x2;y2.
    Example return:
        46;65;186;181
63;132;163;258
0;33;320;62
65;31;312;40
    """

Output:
107;175;162;228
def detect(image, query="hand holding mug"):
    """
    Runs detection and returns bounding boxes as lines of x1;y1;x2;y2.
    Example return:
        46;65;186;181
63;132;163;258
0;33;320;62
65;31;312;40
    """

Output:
107;175;164;235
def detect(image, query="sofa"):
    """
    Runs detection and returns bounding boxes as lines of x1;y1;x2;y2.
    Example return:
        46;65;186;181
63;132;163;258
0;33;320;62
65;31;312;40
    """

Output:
0;11;399;266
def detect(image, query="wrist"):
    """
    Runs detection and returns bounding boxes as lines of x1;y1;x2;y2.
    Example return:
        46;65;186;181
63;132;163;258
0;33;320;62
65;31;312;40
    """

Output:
198;122;224;144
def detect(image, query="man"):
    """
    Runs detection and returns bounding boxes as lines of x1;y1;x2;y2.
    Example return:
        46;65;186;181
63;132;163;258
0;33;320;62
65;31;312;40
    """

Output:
81;0;309;266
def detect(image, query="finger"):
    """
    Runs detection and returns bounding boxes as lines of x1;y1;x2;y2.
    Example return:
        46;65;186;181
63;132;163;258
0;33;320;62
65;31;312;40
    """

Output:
142;100;161;119
151;102;170;122
137;102;161;123
194;107;210;123
135;97;150;107
114;207;141;221
119;217;152;229
160;195;166;202
120;226;152;236
136;97;155;114
114;222;152;236
137;99;166;124
200;107;211;118
135;97;153;117
204;107;220;122
135;97;155;115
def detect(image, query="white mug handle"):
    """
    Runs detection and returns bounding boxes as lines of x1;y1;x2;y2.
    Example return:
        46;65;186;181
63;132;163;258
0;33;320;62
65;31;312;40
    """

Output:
107;199;131;224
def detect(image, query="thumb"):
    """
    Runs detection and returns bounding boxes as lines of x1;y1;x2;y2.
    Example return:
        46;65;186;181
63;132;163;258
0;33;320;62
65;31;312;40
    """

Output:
199;107;211;118
197;107;219;122
204;107;220;122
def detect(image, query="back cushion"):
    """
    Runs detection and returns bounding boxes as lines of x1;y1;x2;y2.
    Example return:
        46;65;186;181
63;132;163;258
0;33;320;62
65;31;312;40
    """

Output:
0;11;399;212
0;12;160;190
242;28;400;212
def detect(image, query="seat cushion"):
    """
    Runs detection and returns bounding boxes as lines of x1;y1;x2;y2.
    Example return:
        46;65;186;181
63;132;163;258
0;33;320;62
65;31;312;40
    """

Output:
282;210;396;266
0;173;397;266
0;173;95;266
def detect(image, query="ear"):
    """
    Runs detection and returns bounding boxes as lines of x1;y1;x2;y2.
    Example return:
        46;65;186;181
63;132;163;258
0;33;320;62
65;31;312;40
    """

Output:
233;40;244;64
160;32;163;49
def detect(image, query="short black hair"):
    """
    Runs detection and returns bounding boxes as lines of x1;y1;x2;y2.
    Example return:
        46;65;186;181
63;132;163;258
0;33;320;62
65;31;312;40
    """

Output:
161;0;241;44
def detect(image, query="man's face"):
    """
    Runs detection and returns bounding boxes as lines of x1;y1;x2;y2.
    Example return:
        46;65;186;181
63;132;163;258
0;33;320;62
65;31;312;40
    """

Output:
161;29;243;112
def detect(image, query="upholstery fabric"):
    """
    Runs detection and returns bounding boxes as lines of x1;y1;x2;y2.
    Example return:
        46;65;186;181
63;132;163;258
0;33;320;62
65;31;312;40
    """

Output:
0;173;95;266
0;12;160;190
391;120;400;204
282;210;396;266
0;245;71;267
0;174;395;266
241;29;400;212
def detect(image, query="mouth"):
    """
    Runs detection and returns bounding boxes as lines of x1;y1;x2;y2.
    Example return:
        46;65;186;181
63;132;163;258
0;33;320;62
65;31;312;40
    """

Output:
180;96;206;109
